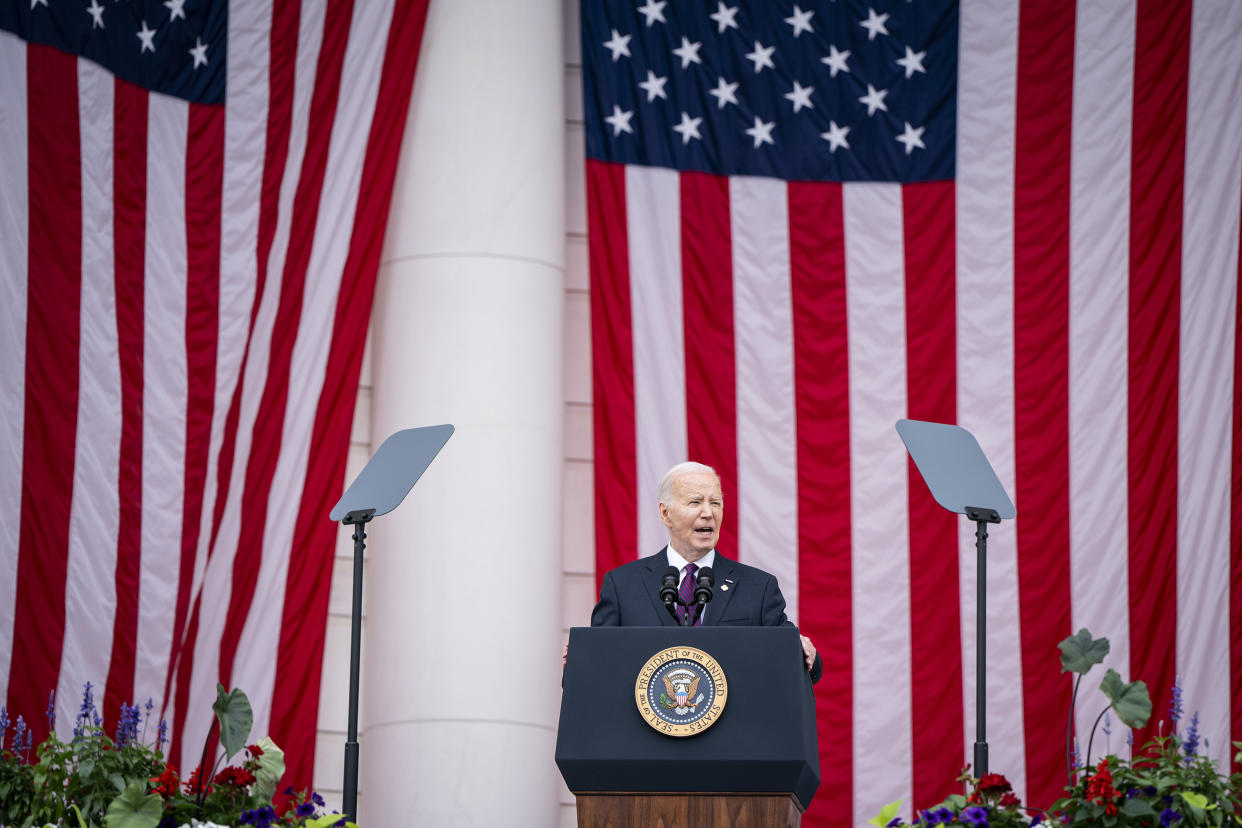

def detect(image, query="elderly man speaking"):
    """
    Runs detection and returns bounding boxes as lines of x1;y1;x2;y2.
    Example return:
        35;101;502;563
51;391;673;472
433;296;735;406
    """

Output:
590;461;821;683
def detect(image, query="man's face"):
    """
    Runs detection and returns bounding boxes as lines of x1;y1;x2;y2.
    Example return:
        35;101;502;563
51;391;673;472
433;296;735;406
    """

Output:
659;472;724;561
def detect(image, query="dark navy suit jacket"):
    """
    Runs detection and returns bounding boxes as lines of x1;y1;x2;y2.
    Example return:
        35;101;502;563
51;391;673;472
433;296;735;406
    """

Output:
590;549;823;684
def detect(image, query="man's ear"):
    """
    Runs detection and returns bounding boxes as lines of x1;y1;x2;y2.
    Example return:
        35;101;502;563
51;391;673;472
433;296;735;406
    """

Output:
658;501;672;528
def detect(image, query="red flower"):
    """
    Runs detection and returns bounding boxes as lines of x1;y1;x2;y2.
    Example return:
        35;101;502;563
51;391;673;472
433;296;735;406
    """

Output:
149;764;179;798
214;764;258;788
246;743;264;758
978;773;1013;794
183;765;214;797
999;792;1021;809
1084;759;1118;816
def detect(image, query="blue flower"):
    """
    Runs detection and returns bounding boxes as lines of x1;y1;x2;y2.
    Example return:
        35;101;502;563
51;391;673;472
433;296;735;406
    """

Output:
1;705;9;750
960;806;990;828
297;802;316;817
1169;676;1183;729
886;819;902;827
46;689;56;733
920;808;955;825
1182;711;1200;757
1161;808;1183;826
13;715;28;762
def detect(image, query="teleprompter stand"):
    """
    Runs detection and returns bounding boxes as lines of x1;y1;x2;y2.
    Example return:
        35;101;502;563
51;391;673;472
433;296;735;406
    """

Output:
328;424;454;822
896;419;1015;777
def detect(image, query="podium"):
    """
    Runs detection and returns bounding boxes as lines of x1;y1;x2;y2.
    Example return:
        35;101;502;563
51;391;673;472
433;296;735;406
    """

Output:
556;627;819;827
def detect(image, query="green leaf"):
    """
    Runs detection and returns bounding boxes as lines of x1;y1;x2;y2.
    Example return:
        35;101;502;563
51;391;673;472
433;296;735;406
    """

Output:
306;817;359;828
869;799;903;827
1099;669;1151;729
1059;629;1110;675
1120;798;1155;817
252;736;286;804
104;782;162;828
70;804;89;828
212;684;254;760
1181;791;1212;811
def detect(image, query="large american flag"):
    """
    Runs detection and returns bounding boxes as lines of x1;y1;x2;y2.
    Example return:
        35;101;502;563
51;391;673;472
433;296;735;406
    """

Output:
582;0;1242;825
0;0;429;790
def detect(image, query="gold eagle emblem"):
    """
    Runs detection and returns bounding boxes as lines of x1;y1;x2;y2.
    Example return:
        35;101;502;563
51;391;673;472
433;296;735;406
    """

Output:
662;672;701;708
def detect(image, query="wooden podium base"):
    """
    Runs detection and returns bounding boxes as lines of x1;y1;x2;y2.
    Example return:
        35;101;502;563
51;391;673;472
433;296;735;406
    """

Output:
575;793;803;828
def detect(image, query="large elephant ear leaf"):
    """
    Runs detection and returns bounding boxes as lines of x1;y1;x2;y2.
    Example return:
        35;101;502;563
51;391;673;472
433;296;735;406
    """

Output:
105;782;163;828
213;684;254;761
1059;629;1110;675
1100;668;1152;729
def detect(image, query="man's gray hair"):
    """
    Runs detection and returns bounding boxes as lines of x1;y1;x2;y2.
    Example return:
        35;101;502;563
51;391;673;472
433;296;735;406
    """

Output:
657;461;719;504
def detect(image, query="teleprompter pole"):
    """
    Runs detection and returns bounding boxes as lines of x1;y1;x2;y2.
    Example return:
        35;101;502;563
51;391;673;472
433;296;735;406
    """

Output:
965;506;1000;777
341;508;375;822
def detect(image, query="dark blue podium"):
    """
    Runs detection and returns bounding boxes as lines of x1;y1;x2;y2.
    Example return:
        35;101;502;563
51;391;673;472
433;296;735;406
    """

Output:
556;626;819;827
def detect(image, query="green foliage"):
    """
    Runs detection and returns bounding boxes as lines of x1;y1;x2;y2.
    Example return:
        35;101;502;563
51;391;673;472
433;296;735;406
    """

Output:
1059;629;1110;675
212;684;254;762
252;736;286;805
0;687;355;828
105;782;162;828
1099;669;1152;730
873;630;1242;827
870;798;903;826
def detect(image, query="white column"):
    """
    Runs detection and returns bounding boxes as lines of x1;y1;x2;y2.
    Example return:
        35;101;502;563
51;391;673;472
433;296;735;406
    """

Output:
361;0;565;824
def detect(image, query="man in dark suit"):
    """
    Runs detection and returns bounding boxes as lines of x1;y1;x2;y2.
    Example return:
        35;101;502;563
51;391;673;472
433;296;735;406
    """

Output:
590;461;821;683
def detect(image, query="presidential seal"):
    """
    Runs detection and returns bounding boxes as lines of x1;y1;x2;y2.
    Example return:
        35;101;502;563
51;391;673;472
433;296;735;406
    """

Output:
634;646;727;737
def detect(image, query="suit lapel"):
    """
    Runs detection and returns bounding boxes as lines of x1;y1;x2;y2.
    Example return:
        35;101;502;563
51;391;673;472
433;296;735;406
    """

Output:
704;554;738;625
643;550;678;626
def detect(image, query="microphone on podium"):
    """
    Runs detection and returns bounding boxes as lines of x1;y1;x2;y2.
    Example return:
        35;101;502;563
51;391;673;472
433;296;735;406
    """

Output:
659;565;681;623
689;566;714;626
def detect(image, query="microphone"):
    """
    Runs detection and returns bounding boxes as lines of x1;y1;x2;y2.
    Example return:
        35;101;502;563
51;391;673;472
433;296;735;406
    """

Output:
693;567;714;606
689;567;714;625
659;566;679;606
660;566;682;623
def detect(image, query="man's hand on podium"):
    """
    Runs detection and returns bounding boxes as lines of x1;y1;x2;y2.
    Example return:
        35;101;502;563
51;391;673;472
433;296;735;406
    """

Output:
800;635;816;673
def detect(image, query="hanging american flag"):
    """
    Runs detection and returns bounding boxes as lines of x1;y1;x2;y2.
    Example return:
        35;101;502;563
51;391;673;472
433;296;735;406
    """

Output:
0;0;430;790
582;0;1242;824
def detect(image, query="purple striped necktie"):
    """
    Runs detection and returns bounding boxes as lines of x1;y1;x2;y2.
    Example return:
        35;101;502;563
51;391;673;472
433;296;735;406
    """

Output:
677;563;699;625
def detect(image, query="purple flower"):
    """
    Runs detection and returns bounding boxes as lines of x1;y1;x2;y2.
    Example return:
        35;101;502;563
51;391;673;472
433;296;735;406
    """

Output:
13;715;28;762
297;802;316;817
1071;737;1081;769
1169;676;1183;730
1161;809;1183;826
886;819;902;828
46;689;56;733
1102;709;1111;737
1;705;9;750
78;681;95;722
157;718;168;753
1182;711;1200;757
960;806;990;828
920;807;955;825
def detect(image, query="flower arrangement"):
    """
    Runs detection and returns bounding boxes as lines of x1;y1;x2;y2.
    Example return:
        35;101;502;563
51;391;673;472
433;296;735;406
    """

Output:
872;629;1242;827
0;683;356;828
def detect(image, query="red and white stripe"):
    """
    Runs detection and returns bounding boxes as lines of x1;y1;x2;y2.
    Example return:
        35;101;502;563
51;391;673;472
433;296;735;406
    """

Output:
0;0;430;792
588;1;1242;825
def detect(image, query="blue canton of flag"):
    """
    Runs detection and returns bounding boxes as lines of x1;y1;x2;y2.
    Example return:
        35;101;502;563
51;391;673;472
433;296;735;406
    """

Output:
0;0;226;104
582;0;957;182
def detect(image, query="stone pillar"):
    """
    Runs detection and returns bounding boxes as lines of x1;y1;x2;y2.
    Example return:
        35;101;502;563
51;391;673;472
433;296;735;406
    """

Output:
360;0;564;823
